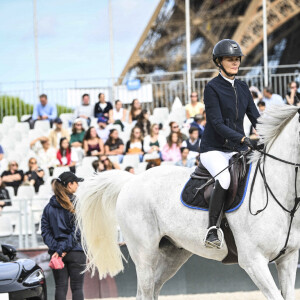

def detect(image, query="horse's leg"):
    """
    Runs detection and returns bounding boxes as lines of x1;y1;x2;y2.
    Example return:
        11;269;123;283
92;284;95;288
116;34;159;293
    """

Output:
275;251;298;300
239;254;284;300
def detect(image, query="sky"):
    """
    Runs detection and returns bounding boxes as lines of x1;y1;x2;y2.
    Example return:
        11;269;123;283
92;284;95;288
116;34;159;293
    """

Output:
0;0;160;84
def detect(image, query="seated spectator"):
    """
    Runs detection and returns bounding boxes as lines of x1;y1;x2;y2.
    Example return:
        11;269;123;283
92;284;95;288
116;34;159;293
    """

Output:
185;92;204;119
146;161;157;170
257;101;266;115
262;86;284;107
70;118;85;161
83;127;104;157
285;81;300;106
31;94;57;129
175;147;195;168
125;127;144;157
94;93;113;122
124;166;135;174
96;117;110;143
30;137;57;176
24;158;44;193
99;155;121;171
182;127;201;156
73;94;93;126
1;161;24;196
169;121;187;142
104;129;124;161
136;109;151;137
143;123;166;155
190;114;206;139
129;99;142;123
161;132;182;162
56;137;77;173
0;177;11;212
113;100;127;130
48;117;70;149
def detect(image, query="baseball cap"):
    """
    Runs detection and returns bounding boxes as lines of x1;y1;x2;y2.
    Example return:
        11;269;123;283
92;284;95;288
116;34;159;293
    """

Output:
97;116;108;124
54;117;63;124
57;172;84;186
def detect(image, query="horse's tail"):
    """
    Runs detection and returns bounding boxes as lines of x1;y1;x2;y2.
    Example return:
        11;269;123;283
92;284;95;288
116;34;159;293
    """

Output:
75;170;133;279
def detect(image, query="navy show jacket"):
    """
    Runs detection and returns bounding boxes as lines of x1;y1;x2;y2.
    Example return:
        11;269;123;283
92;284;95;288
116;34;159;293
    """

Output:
200;74;260;153
41;195;83;256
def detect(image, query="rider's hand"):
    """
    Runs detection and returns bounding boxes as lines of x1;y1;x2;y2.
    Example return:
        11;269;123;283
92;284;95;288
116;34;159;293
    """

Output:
242;137;254;150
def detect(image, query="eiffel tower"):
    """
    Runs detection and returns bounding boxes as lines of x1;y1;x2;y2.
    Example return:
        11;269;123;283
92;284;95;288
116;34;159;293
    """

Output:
119;0;300;80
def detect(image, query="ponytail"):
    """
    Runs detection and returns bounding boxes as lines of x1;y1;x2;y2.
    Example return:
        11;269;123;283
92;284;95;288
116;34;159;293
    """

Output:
53;180;75;213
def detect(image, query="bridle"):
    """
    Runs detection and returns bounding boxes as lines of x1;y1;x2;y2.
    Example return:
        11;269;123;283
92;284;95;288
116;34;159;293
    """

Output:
248;109;300;262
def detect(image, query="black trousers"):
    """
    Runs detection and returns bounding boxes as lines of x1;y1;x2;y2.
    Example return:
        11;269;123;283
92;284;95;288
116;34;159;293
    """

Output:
52;251;86;300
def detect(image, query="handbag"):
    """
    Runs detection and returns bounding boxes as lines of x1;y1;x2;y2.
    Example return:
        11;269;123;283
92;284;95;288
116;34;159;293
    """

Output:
49;256;65;270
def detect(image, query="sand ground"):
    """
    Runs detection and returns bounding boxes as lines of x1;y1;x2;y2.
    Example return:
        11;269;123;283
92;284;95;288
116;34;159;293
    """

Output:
95;289;300;300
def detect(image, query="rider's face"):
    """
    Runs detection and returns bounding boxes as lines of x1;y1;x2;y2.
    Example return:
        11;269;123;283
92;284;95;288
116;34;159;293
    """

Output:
221;56;240;77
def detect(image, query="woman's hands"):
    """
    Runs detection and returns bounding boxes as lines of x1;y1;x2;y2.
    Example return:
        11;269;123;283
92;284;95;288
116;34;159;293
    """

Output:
52;252;67;258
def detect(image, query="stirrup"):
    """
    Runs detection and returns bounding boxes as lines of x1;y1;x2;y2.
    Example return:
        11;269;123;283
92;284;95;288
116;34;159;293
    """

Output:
203;226;224;249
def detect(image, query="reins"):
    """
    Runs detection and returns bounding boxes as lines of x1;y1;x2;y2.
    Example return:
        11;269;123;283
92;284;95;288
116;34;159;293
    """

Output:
248;148;300;262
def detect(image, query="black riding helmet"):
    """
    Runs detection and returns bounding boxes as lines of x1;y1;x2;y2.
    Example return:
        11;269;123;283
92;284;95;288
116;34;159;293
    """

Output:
213;39;244;77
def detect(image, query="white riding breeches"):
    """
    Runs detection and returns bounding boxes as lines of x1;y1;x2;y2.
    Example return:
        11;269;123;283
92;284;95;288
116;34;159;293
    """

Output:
200;151;237;190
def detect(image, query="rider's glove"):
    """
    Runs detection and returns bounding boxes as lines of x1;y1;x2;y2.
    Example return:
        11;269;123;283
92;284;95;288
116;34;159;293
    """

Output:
242;137;254;150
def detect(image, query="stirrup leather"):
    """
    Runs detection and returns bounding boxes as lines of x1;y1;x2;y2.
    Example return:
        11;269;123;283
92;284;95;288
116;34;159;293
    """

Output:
204;226;224;249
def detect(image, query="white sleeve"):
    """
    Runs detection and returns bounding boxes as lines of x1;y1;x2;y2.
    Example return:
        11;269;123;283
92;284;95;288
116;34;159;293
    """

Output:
181;140;187;148
143;135;151;153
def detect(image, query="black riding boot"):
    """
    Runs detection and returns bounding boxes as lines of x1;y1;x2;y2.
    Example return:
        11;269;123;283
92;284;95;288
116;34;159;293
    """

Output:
205;180;227;248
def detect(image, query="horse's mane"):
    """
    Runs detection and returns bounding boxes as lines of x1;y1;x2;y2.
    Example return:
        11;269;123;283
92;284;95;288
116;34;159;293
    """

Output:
250;104;299;163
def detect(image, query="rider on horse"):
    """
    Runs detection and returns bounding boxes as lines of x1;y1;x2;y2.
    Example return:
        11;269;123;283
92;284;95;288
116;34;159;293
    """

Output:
200;39;260;248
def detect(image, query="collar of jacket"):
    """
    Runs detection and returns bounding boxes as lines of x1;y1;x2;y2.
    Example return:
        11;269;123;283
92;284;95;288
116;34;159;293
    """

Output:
217;73;236;87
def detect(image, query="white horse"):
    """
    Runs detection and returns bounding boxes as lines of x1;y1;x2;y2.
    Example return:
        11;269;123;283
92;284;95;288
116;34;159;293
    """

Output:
75;105;300;300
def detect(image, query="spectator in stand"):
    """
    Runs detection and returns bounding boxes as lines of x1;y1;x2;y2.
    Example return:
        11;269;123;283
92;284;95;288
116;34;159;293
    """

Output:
169;121;187;142
286;81;300;106
143;123;166;156
182;127;201;157
92;159;104;173
190;114;206;139
112;100;127;130
124;166;135;174
104;129;124;162
175;147;195;168
185;92;205;119
0;177;11;212
146;161;157;170
49;118;70;149
94;93;113;122
31;94;57;129
249;86;263;105
262;86;284;107
96;117;110;143
70;119;85;162
129;99;142;123
136;109;151;137
83;127;104;157
257;101;266;115
30;137;57;176
56;138;77;173
99;155;120;171
161;132;182;162
73;94;93;126
24;158;44;193
0;145;4;172
1;161;24;196
125;127;144;159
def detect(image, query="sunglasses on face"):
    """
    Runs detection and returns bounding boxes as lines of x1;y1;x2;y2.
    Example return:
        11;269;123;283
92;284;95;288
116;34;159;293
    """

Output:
172;126;179;129
29;161;37;164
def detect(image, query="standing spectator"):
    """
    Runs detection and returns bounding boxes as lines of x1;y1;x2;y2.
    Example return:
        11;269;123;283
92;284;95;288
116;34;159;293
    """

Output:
73;94;93;126
181;127;201;156
49;118;70;149
161;132;182;162
30;137;57;176
41;172;86;300
136;109;151;137
129;99;142;123
190;114;206;139
83;127;104;157
94;93;113;122
143;123;166;155
112;100;127;130
262;86;284;107
1;161;24;196
185;92;205;119
70;119;85;162
99;155;120;171
169;122;187;142
286;81;300;106
56;138;77;173
31;94;57;129
0;177;11;212
125;127;144;158
175;147;195;168
104;129;124;161
24;158;44;193
96;117;110;143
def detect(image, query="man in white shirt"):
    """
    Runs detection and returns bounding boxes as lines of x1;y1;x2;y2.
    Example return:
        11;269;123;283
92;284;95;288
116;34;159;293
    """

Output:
262;86;284;107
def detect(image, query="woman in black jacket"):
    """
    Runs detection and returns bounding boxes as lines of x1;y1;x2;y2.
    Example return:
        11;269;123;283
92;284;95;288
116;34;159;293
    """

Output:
41;172;85;300
200;39;260;248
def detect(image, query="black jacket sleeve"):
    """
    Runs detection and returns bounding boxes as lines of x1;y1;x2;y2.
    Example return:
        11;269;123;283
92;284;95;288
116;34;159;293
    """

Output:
41;206;58;253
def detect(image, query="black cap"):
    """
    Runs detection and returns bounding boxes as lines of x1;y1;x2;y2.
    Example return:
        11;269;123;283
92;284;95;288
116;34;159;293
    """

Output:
57;172;84;186
54;117;63;124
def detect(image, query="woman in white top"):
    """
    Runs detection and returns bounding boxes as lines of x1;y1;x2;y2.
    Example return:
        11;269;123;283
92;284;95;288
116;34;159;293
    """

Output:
143;123;166;155
112;100;127;130
125;127;144;162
